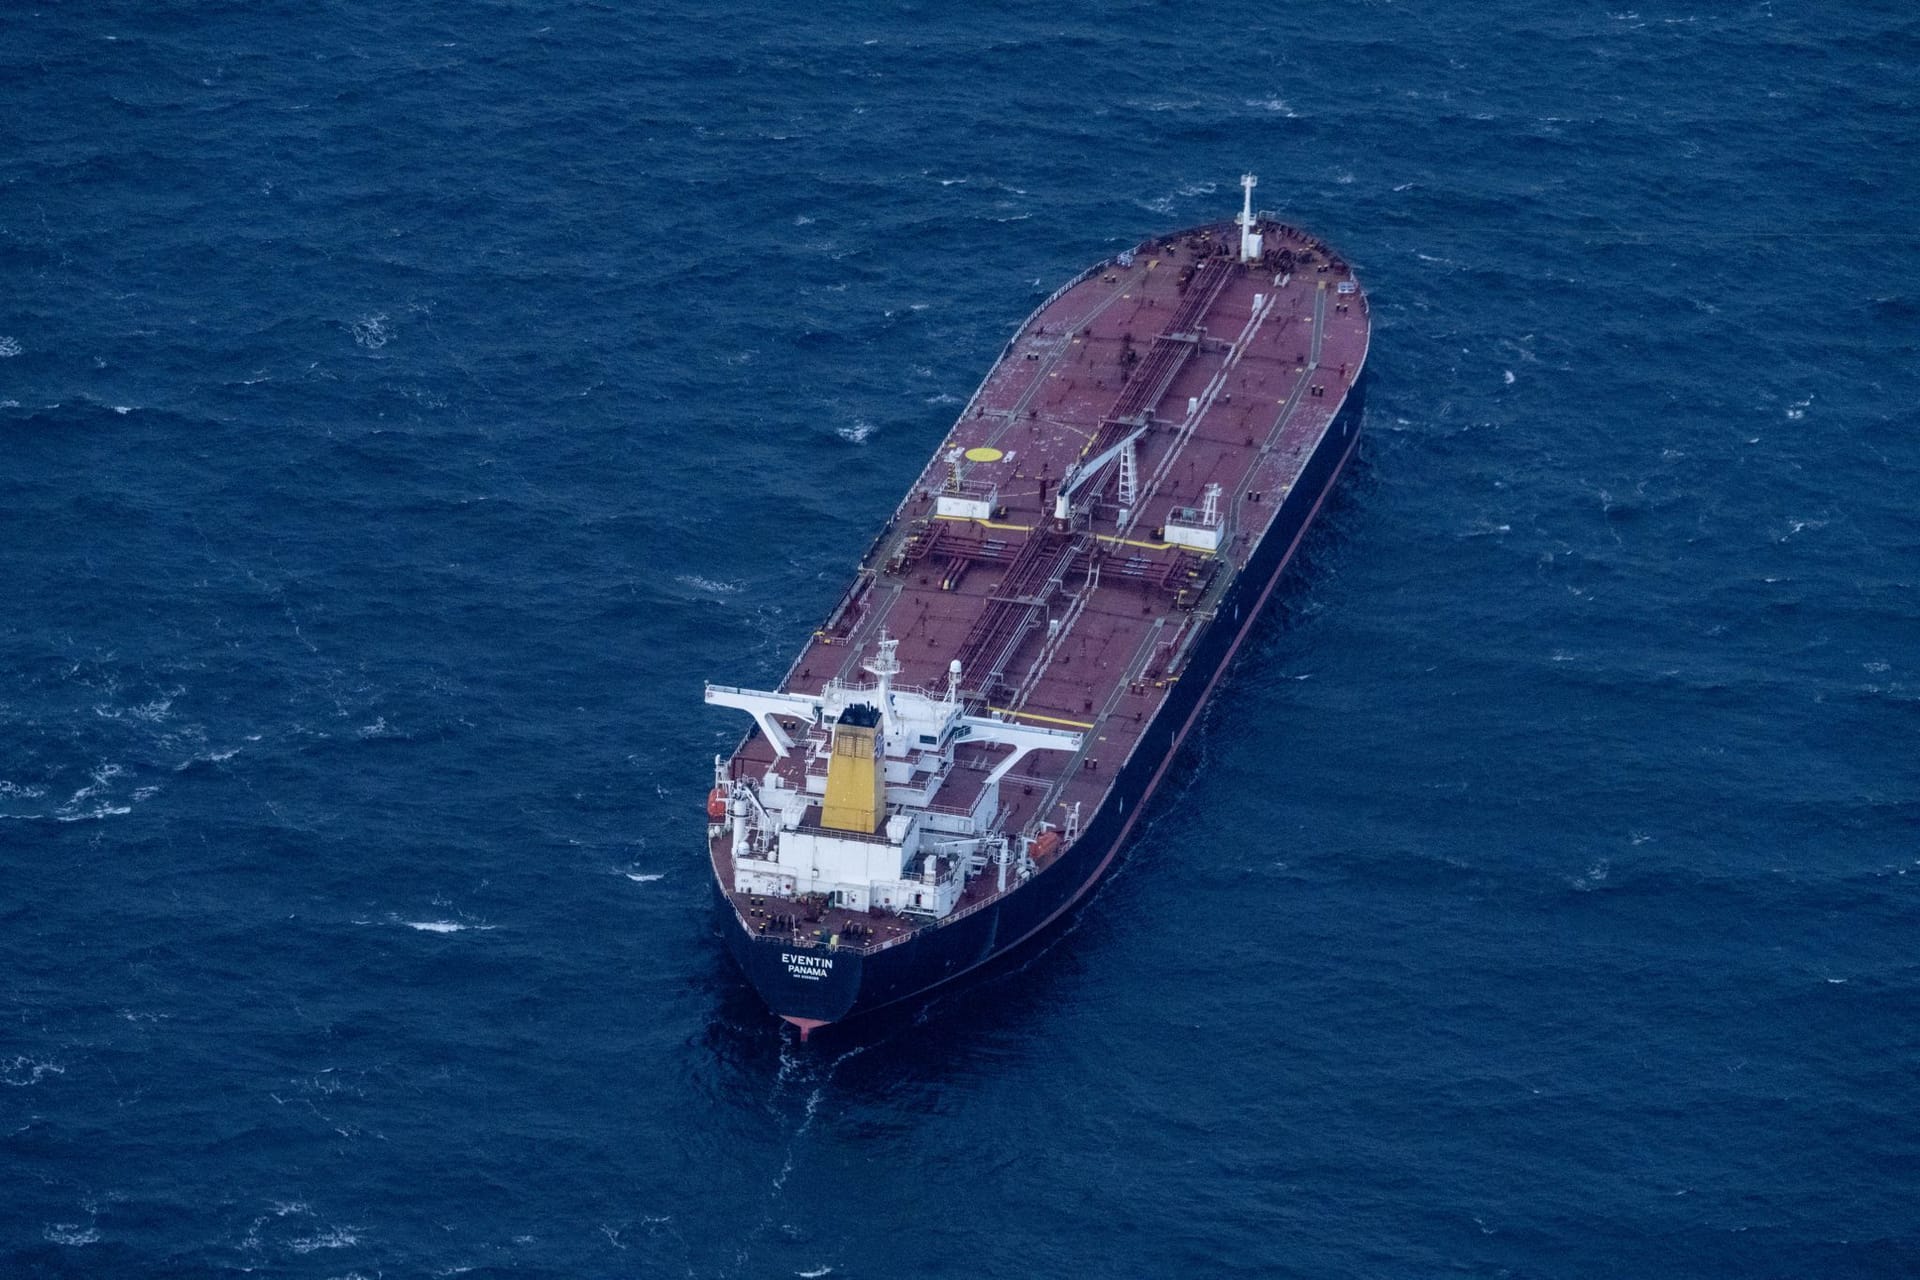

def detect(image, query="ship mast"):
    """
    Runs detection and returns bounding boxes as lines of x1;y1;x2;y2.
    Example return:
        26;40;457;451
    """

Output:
1238;172;1262;263
864;629;903;739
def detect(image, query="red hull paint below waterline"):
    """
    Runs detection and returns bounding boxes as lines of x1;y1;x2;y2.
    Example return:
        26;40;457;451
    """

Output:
704;181;1371;1036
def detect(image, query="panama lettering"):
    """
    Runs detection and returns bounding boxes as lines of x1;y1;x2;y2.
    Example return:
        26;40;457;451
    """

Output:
782;953;834;981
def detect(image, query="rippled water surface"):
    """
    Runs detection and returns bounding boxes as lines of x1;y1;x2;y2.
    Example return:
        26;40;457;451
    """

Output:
4;1;1917;1275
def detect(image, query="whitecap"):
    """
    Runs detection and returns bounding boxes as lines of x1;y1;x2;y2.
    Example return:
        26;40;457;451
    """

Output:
173;746;240;771
350;314;389;349
1503;370;1515;385
1776;518;1826;542
625;872;665;883
289;1225;361;1253
797;1269;833;1278
72;763;125;797
0;336;20;357
1571;859;1610;891
675;574;740;595
4;1056;66;1086
404;921;493;933
837;420;874;444
44;1224;99;1246
95;691;178;723
56;804;132;823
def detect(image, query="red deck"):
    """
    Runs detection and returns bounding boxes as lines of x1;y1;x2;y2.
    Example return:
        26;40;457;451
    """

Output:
715;217;1370;949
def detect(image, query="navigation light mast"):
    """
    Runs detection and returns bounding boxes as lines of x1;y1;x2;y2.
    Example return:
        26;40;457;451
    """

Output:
1238;173;1262;263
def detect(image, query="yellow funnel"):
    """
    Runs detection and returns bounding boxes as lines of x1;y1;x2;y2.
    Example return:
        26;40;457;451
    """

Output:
821;703;886;834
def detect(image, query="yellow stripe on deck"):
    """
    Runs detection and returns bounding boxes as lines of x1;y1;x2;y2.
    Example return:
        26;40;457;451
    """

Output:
933;514;1033;532
932;515;1207;555
987;706;1097;730
1095;531;1209;554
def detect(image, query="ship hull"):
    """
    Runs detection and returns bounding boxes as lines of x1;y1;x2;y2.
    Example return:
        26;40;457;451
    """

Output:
724;381;1367;1034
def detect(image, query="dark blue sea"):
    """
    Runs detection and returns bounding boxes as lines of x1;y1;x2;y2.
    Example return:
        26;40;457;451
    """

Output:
5;1;1917;1275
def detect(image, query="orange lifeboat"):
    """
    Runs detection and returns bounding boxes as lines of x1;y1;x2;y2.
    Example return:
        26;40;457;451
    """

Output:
1027;830;1063;861
706;786;729;822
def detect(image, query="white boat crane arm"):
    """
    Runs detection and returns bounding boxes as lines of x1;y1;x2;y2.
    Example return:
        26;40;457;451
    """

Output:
705;681;1080;783
703;684;823;758
1054;422;1151;520
957;714;1083;787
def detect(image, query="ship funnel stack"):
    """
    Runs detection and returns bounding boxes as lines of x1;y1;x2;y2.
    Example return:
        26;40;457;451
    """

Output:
821;702;887;833
1238;172;1262;263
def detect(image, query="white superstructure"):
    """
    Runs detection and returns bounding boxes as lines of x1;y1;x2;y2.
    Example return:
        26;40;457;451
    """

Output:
705;636;1082;919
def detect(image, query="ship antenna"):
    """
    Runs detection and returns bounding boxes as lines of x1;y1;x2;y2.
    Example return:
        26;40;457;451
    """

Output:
864;630;902;687
862;631;903;741
1238;172;1262;263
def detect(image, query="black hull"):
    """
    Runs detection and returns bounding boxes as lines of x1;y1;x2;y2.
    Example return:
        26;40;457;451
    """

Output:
723;382;1367;1033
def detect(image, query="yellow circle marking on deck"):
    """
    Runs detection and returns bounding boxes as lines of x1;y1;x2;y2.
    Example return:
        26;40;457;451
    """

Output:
963;446;1004;463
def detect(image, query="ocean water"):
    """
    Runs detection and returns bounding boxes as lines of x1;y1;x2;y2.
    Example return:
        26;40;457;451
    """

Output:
4;1;1917;1275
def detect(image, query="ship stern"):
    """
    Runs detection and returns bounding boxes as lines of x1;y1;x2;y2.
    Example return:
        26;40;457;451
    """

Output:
725;923;867;1034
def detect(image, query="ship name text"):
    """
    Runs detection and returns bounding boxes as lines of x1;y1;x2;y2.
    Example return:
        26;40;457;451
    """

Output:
782;953;834;981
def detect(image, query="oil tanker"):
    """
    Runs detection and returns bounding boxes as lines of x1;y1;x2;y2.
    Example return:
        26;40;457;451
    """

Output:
704;176;1369;1039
